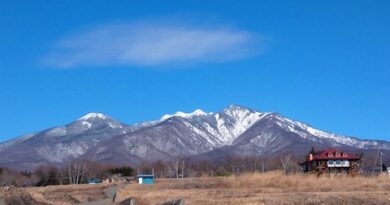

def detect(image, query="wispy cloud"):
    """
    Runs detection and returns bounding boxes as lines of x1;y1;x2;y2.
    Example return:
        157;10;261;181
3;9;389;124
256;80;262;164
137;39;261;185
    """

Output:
43;21;259;68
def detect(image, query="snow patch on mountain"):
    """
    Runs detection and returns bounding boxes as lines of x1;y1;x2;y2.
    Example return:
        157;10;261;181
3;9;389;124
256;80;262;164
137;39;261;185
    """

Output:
273;115;380;149
42;142;89;163
79;113;108;121
108;122;122;129
161;109;211;121
81;121;92;128
182;120;221;147
46;127;67;136
216;106;269;144
250;132;277;149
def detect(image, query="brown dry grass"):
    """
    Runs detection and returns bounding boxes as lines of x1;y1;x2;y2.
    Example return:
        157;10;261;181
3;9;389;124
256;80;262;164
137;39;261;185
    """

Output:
116;171;390;205
0;184;115;205
2;172;390;205
0;187;51;205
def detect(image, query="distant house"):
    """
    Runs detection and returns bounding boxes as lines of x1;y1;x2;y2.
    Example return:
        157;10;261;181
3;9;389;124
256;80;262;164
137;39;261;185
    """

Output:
300;148;360;175
102;174;128;184
137;174;155;184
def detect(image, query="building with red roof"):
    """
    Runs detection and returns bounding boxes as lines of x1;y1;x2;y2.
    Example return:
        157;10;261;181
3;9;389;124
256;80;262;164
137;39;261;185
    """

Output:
300;147;360;175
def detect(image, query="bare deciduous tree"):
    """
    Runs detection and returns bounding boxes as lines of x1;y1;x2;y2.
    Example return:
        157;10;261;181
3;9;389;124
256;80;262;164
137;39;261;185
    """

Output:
181;160;185;178
66;160;87;184
280;153;291;176
173;161;179;178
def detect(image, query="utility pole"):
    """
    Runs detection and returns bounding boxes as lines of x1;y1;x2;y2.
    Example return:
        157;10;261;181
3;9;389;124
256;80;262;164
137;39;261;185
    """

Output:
372;143;383;175
380;144;383;173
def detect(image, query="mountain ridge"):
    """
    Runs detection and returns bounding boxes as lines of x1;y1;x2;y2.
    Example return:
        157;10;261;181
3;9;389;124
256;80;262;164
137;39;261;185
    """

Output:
0;105;388;170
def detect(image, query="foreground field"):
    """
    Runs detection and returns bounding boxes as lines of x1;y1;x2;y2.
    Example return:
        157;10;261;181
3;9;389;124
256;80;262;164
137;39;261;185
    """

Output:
0;183;121;205
117;172;390;205
1;172;390;205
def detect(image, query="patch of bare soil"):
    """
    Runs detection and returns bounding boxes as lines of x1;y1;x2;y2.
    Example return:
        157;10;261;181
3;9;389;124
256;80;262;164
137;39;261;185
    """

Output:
31;184;116;205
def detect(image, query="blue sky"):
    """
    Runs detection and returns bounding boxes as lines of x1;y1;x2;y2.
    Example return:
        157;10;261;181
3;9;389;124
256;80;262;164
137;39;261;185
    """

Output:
0;0;389;141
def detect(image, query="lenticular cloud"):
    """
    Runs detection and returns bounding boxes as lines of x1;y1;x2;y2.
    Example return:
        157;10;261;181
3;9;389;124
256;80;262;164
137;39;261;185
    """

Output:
43;22;256;68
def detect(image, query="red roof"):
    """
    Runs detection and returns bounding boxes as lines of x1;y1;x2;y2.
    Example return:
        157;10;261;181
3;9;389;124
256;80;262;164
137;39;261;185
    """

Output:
301;148;360;164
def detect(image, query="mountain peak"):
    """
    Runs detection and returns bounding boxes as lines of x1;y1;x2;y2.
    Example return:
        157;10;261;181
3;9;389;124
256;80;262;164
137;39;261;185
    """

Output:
78;113;109;121
224;104;252;112
191;109;208;116
161;109;210;121
223;104;259;115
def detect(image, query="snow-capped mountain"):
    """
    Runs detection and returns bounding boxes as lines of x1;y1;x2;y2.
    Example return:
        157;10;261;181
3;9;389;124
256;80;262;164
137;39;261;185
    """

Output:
0;105;388;169
0;113;134;169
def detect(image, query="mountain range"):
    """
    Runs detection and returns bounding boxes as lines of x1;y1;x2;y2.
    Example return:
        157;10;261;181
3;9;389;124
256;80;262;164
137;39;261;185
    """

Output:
1;105;388;170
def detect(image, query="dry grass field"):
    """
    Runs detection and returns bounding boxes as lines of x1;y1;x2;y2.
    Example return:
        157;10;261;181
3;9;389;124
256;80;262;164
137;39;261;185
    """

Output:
116;172;390;205
2;172;390;205
0;183;118;205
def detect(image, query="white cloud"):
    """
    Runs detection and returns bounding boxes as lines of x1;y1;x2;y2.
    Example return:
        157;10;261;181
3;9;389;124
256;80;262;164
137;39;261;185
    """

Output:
43;22;257;68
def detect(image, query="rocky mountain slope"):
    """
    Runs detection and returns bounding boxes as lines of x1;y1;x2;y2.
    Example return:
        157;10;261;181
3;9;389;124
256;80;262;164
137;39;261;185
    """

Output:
0;105;388;169
0;113;133;168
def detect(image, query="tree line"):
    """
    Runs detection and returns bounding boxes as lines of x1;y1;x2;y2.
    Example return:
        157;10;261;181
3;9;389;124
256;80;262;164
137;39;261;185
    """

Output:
0;151;380;187
0;153;301;187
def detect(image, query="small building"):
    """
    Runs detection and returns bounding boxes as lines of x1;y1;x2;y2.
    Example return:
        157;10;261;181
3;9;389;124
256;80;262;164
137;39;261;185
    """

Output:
102;174;127;184
300;148;360;176
137;174;155;184
87;178;102;184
